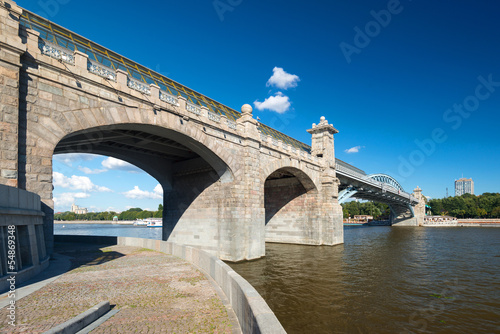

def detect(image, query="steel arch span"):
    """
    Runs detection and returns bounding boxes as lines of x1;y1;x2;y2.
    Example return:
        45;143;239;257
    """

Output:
338;173;406;204
367;174;405;192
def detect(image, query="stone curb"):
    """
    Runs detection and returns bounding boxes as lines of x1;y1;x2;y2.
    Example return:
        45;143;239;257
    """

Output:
42;301;110;334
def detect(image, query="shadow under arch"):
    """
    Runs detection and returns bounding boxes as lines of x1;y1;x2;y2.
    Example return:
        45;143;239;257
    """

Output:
54;123;234;241
264;166;317;225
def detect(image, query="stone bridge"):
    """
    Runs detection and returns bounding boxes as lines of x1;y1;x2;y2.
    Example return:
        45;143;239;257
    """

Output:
0;1;424;264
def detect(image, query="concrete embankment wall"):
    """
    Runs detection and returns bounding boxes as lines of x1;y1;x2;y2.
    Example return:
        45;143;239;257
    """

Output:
457;219;500;227
0;184;49;292
55;235;286;334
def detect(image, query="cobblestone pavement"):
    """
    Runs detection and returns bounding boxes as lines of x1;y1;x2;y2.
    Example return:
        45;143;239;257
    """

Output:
0;245;235;333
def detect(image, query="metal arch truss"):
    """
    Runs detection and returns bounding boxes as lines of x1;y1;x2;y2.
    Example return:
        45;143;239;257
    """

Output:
338;174;406;205
367;174;405;192
338;186;358;204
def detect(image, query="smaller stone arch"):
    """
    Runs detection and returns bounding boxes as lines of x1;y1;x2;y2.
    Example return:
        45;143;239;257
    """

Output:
260;159;320;191
262;163;323;245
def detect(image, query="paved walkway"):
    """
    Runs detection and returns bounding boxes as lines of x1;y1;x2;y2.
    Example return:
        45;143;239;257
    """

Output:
0;244;239;333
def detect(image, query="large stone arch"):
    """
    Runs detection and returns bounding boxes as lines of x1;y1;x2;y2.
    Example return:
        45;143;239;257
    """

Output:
24;102;248;258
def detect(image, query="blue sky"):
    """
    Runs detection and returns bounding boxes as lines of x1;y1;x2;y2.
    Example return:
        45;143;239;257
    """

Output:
21;0;500;211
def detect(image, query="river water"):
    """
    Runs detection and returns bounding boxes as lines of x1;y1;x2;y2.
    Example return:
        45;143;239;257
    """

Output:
55;224;500;333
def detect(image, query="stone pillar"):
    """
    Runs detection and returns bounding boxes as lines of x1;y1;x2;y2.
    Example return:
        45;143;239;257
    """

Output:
307;116;338;162
0;1;26;188
116;69;128;87
320;169;344;244
308;117;343;245
412;186;426;226
233;104;264;260
236;104;259;137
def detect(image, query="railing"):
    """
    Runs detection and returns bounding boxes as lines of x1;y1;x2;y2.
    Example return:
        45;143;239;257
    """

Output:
127;77;151;95
186;103;201;115
227;119;237;130
40;41;74;64
160;91;179;106
208;111;221;123
88;60;116;81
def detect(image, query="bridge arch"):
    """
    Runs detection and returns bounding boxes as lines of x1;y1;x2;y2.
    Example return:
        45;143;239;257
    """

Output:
262;164;323;245
338;173;406;204
367;174;405;192
28;104;245;257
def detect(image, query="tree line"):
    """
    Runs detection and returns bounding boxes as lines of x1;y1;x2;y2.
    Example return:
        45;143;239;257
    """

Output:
340;193;500;220
55;205;163;221
428;193;500;218
341;201;390;220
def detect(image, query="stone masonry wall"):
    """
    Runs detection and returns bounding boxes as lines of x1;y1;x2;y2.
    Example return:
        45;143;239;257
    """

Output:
0;2;25;188
0;184;48;291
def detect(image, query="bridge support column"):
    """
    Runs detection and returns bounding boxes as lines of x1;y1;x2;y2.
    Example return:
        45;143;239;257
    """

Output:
319;168;344;245
165;104;265;262
0;1;25;188
310;116;343;245
391;186;425;226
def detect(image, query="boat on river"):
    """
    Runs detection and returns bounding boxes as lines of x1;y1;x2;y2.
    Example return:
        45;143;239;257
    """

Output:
145;218;163;227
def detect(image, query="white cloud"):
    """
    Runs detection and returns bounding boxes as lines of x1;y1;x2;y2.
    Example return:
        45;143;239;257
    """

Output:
53;172;112;192
53;153;100;167
345;146;364;154
254;92;291;114
266;67;300;90
102;157;142;173
123;185;162;200
154;184;163;196
54;192;91;208
78;166;107;174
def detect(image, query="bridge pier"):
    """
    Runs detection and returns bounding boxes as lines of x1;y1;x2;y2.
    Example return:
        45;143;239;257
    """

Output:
391;186;425;226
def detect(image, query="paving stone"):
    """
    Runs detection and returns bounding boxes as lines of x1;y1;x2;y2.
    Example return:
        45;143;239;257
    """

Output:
0;245;234;333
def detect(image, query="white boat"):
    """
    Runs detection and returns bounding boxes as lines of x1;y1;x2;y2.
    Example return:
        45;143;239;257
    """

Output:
145;218;163;227
134;219;148;226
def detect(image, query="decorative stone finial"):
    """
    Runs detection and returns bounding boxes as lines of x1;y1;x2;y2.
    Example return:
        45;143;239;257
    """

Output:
312;123;316;128
241;104;253;115
320;116;325;122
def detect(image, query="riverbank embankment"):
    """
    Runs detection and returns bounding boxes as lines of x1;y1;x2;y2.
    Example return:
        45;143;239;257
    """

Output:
0;244;238;333
457;218;500;227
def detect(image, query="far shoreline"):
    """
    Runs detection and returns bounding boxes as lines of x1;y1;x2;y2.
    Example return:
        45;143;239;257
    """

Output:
54;220;136;225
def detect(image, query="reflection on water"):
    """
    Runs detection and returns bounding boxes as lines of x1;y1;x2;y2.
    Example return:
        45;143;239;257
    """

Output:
228;227;500;333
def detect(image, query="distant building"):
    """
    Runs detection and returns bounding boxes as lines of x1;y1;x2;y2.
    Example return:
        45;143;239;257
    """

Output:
354;215;373;222
71;203;88;214
455;178;474;196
